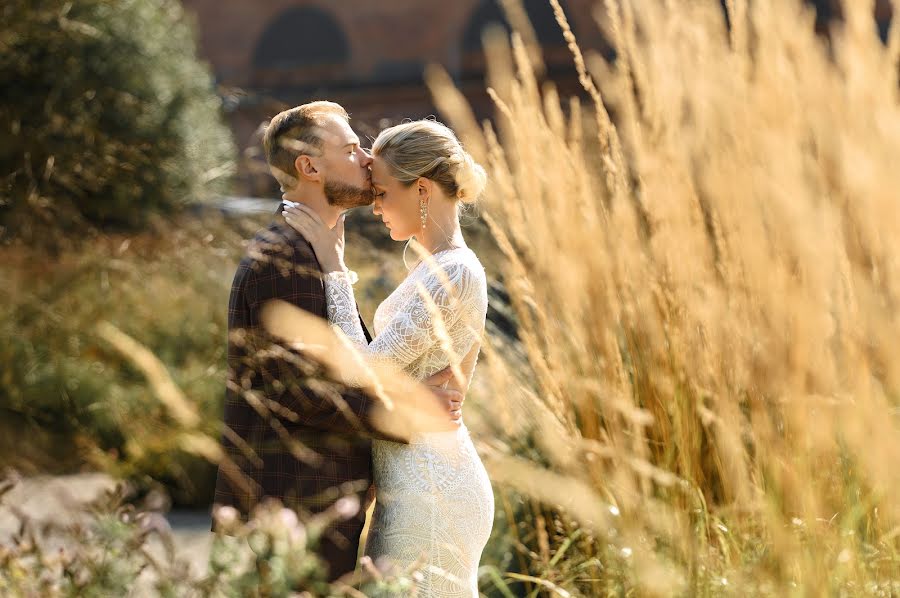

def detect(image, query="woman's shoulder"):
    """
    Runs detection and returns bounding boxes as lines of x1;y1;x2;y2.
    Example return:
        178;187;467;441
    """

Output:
428;247;486;291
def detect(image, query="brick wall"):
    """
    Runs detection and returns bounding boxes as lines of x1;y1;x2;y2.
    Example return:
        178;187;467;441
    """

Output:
182;0;603;87
181;0;894;195
181;0;603;194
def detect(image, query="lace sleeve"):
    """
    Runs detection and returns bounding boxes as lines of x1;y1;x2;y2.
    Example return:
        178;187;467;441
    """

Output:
322;263;472;370
323;271;368;347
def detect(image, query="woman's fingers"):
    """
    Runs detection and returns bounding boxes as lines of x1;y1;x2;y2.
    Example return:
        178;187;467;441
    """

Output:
284;212;313;235
284;206;315;224
284;208;321;235
285;205;347;243
287;202;325;227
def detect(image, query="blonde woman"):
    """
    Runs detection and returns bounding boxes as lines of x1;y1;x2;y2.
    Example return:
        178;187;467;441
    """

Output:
284;119;493;597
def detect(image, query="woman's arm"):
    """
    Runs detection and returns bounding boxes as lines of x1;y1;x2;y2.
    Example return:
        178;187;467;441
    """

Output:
322;265;466;370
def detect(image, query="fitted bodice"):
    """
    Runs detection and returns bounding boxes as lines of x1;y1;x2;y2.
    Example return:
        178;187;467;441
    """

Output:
322;247;494;596
372;247;487;382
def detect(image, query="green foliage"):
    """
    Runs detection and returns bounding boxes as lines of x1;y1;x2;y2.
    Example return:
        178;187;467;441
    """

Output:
0;215;258;503
0;474;415;597
0;0;235;239
0;212;403;505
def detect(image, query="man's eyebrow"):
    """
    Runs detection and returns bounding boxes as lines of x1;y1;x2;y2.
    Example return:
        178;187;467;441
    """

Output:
343;140;360;148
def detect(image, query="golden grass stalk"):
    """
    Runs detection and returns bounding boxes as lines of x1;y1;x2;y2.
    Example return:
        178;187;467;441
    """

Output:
96;321;199;429
259;299;468;440
429;0;900;593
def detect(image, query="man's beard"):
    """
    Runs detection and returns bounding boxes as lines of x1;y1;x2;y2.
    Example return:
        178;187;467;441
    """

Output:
324;177;374;209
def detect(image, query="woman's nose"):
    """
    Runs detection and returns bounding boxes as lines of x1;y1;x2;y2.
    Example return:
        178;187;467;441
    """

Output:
372;200;382;215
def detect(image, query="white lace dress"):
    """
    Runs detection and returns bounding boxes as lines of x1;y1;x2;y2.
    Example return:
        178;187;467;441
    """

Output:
322;247;494;597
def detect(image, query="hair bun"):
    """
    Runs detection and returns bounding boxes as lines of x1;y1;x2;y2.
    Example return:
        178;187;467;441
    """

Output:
452;151;487;204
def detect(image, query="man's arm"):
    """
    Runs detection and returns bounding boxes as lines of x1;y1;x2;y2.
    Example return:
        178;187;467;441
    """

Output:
245;230;409;442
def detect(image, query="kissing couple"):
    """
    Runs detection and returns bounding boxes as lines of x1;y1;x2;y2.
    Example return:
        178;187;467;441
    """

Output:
212;101;494;597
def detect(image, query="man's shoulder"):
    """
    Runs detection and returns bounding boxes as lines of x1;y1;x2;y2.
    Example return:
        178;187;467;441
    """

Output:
243;221;318;267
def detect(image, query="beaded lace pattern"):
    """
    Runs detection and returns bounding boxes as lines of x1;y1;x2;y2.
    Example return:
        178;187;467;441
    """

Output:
322;247;494;597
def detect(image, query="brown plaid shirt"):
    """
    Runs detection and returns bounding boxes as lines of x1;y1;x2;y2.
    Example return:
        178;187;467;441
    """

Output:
212;216;403;580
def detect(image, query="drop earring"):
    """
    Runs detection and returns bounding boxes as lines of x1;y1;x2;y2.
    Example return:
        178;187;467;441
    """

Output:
420;198;428;228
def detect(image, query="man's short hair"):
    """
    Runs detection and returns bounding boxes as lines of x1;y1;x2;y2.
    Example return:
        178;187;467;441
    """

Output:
262;101;349;189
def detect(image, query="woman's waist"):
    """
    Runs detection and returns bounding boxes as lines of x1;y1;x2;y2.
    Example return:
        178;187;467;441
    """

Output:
375;422;470;448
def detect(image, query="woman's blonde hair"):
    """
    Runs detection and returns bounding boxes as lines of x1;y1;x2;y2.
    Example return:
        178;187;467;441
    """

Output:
372;119;487;204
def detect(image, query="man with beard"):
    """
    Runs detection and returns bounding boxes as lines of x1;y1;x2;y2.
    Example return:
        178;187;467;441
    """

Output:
211;101;464;580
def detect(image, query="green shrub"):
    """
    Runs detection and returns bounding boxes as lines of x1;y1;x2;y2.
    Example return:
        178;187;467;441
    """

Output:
0;214;401;506
0;215;257;504
0;0;235;239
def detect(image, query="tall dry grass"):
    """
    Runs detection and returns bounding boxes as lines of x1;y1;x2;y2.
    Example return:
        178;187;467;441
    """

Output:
426;0;900;594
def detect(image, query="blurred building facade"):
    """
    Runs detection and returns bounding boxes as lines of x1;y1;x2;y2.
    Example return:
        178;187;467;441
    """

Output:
181;0;893;195
180;0;607;194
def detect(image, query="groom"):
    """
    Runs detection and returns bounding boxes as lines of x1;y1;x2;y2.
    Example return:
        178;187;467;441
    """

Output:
212;101;464;580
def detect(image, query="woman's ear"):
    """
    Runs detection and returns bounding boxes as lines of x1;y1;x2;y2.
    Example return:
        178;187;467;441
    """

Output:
417;177;432;199
295;155;320;183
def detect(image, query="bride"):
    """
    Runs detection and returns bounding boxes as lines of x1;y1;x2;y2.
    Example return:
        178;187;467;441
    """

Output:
283;119;494;597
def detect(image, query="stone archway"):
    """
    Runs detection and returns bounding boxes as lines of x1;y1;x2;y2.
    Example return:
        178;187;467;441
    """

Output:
252;5;350;85
461;0;568;53
458;0;573;78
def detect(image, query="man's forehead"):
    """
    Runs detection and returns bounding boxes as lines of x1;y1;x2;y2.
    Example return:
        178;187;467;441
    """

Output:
315;115;358;146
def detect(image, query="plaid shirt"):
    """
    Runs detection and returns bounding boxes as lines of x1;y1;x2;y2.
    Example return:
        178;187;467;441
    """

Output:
212;215;402;580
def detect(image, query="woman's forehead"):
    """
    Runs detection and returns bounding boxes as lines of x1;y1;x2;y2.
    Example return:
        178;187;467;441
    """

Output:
370;158;391;185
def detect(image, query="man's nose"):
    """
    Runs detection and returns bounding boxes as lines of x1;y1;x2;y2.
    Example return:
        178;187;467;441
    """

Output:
360;147;373;166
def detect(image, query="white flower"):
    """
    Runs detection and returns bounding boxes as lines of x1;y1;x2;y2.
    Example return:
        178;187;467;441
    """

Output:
213;505;239;531
334;495;360;519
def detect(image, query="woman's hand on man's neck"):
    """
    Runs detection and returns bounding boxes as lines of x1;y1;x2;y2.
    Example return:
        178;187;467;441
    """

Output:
281;189;342;229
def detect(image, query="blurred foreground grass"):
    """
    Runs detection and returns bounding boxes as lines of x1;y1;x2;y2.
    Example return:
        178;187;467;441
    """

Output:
1;215;257;502
0;210;420;505
433;0;900;595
